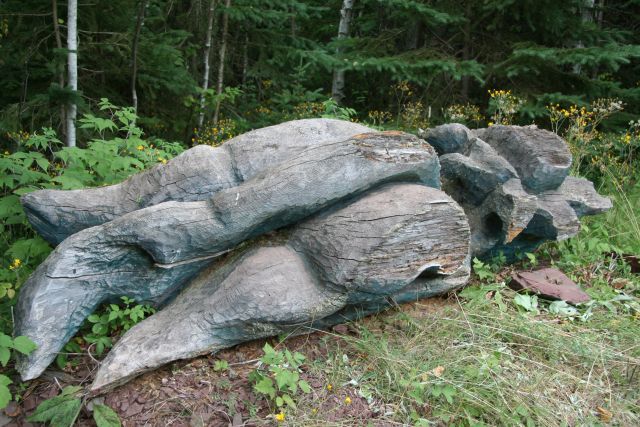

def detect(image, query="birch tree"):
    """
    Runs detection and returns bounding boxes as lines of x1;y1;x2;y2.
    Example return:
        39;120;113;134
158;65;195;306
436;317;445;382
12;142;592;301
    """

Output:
331;0;355;104
66;0;78;147
213;0;231;125
131;0;149;115
198;0;217;129
52;0;66;138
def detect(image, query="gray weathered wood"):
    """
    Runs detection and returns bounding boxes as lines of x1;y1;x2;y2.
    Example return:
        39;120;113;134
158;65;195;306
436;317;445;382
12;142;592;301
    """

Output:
22;119;374;245
15;131;440;381
90;183;470;391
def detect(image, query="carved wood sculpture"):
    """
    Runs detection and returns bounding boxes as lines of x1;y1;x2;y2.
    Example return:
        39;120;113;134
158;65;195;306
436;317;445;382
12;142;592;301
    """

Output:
14;119;611;391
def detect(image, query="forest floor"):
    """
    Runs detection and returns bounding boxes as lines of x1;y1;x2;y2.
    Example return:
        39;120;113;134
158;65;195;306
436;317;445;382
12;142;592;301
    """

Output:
4;253;639;426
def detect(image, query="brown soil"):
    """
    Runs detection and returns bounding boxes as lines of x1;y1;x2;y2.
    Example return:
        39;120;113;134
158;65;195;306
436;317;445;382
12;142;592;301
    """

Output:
3;297;455;427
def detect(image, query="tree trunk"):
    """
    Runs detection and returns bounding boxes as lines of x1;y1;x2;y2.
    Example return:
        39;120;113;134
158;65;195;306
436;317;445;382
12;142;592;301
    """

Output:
461;2;472;100
241;32;249;86
66;0;78;147
573;0;595;75
212;0;231;125
131;0;149;115
331;0;355;104
52;0;66;138
198;0;217;129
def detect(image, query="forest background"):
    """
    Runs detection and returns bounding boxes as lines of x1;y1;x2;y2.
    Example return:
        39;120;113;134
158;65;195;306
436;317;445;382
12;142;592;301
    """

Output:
0;1;639;425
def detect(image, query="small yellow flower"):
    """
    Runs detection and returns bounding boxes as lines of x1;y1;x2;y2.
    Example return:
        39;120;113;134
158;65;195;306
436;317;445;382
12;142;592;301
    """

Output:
275;411;285;422
326;383;333;391
488;122;494;127
9;258;22;270
344;396;352;405
3;151;9;155
137;145;144;151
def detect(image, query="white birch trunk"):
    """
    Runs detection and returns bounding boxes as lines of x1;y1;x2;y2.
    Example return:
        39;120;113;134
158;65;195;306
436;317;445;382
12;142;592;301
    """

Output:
331;0;355;104
198;0;217;129
573;0;595;75
66;0;78;147
213;0;231;125
52;0;66;138
131;0;149;116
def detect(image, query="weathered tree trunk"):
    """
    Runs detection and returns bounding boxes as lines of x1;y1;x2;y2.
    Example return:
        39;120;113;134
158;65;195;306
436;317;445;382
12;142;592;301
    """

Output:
212;0;231;125
22;119;373;245
198;0;217;129
52;0;66;139
90;183;470;391
331;0;355;104
16;129;441;381
131;0;149;115
66;0;78;147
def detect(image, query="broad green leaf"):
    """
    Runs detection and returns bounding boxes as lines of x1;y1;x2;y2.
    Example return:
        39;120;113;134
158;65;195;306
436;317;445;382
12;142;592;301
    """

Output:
298;380;311;393
548;300;579;317
0;347;10;367
27;388;82;427
93;403;122;427
12;336;37;355
254;377;276;399
0;334;12;348
514;294;539;313
0;383;11;410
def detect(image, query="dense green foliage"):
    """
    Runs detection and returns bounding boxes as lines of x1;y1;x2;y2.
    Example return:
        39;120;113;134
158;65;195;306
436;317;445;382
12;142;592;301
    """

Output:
1;0;639;146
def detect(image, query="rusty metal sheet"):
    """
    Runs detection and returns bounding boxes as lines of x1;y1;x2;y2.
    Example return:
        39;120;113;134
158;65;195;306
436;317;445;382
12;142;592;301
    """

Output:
509;268;590;304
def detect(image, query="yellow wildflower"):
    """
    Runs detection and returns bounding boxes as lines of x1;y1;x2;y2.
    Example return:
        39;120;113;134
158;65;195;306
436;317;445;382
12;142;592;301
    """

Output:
327;383;333;391
275;411;285;422
344;396;352;405
137;145;144;151
9;258;22;270
488;122;494;127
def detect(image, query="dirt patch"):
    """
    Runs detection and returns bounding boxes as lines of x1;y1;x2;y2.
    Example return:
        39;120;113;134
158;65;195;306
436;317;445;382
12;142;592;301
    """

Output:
5;297;454;426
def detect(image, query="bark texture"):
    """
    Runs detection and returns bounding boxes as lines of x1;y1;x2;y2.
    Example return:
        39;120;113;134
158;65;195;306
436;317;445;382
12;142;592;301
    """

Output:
15;119;610;388
427;123;610;259
91;184;469;391
22;119;373;245
16;126;441;381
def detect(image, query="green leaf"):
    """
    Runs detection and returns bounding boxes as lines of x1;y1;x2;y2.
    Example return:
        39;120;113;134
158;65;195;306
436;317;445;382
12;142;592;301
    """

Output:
0;374;12;387
27;387;82;427
298;380;311;393
442;385;457;404
275;396;283;407
12;336;37;355
282;394;296;408
0;383;11;410
253;377;276;399
93;403;122;427
0;334;12;348
514;294;539;313
548;300;579;317
0;347;10;367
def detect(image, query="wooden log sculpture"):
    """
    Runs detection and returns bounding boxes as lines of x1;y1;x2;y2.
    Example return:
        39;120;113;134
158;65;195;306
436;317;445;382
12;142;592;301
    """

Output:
14;119;611;391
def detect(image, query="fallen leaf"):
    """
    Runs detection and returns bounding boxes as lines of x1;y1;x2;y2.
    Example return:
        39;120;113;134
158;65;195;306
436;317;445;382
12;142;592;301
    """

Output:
596;406;612;423
431;366;445;377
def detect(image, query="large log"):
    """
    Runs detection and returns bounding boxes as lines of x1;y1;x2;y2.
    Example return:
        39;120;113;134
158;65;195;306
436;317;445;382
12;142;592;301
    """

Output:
22;119;374;245
90;183;470;391
15;130;441;381
15;119;611;389
425;123;610;259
